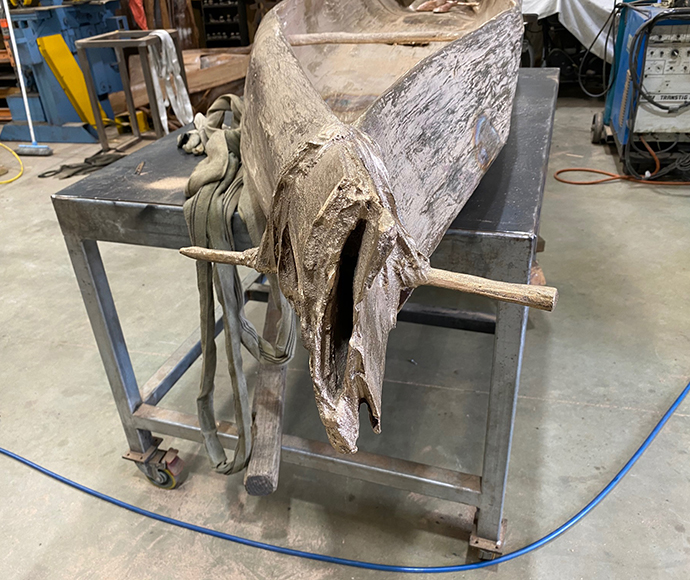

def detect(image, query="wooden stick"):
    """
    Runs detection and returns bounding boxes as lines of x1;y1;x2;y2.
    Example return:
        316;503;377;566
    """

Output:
244;290;287;496
425;268;557;312
286;31;465;46
179;246;558;312
180;246;258;268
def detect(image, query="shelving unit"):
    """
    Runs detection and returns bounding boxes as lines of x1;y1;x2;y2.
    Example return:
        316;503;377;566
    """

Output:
0;48;17;123
200;0;249;47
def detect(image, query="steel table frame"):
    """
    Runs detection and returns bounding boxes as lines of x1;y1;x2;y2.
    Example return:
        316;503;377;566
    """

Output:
52;68;558;554
76;29;189;153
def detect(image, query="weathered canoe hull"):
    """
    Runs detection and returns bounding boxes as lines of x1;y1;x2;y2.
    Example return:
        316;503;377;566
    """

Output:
241;0;523;453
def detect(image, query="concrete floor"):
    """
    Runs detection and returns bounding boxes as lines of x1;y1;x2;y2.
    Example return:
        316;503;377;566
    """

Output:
1;98;690;580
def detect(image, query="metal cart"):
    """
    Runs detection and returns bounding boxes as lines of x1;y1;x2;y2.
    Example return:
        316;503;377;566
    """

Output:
52;68;558;557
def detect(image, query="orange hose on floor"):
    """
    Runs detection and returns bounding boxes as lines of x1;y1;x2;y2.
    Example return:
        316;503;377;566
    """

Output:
554;137;690;186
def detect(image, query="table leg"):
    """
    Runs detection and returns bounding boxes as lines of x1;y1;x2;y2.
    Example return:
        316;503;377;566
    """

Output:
76;45;109;152
62;234;154;454
171;31;189;94
474;300;529;548
139;45;166;138
114;46;141;141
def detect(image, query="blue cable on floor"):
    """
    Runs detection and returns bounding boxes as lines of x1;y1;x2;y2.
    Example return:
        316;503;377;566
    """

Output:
1;379;689;573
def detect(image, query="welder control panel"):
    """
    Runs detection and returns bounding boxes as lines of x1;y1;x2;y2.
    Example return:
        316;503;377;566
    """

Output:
638;24;690;133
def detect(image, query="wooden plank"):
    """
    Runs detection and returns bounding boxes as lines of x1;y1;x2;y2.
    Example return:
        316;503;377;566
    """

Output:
183;48;245;61
0;87;19;99
160;0;172;29
109;52;248;114
185;55;248;92
144;0;156;29
244;288;288;496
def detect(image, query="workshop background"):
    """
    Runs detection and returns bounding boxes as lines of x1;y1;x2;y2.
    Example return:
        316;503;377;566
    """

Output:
1;0;690;579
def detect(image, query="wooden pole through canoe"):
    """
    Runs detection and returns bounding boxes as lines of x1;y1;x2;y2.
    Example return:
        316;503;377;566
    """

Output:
286;30;473;46
180;246;558;312
424;268;558;312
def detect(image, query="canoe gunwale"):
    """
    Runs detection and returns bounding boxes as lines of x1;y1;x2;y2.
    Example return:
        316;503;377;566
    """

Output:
274;0;521;125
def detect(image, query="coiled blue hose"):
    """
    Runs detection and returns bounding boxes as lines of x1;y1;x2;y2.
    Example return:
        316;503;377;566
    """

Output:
1;379;688;573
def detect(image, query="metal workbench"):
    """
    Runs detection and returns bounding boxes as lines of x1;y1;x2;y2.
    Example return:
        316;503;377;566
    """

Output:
52;68;559;556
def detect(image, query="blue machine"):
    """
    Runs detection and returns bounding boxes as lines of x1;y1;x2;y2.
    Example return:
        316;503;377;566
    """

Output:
1;0;126;143
594;1;690;177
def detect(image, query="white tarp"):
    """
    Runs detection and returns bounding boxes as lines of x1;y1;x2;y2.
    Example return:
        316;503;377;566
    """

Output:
523;0;616;61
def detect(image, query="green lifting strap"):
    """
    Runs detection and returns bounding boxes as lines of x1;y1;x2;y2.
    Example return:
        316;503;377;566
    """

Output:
180;94;296;474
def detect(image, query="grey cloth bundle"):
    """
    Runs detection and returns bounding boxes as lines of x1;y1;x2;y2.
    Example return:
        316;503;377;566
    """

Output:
180;94;296;474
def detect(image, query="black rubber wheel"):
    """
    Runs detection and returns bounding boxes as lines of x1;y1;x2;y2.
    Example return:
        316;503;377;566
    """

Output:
591;112;605;144
145;467;179;490
477;549;499;561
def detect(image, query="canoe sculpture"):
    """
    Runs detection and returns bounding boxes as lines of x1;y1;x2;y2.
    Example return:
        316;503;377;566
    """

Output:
236;0;525;454
216;0;523;454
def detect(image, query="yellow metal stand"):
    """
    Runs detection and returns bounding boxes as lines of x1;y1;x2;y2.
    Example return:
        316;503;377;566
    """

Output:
37;34;107;127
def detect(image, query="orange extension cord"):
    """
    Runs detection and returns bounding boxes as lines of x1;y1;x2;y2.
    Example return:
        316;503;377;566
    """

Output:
554;137;690;186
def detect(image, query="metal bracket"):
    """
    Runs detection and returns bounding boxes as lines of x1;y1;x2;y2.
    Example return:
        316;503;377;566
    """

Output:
470;518;507;558
156;448;184;478
122;436;163;465
122;437;184;484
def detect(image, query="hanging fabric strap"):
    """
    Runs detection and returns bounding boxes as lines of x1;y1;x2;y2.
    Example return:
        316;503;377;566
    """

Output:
181;94;296;474
148;30;194;134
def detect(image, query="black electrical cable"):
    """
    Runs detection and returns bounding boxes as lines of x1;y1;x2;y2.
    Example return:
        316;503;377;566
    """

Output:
629;134;678;155
577;1;650;98
577;2;620;97
652;137;679;154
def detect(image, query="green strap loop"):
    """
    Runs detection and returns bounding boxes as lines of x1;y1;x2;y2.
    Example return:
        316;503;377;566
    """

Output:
181;95;296;474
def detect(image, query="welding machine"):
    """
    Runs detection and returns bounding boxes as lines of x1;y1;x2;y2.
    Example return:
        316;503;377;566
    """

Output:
592;1;690;180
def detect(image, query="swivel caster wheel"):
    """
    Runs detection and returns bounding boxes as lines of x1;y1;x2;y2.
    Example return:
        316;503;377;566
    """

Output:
477;549;499;561
125;442;186;490
142;463;183;489
142;451;185;489
138;453;185;489
469;517;505;562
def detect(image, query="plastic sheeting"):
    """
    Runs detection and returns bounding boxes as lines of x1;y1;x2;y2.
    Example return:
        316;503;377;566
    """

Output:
523;0;615;61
